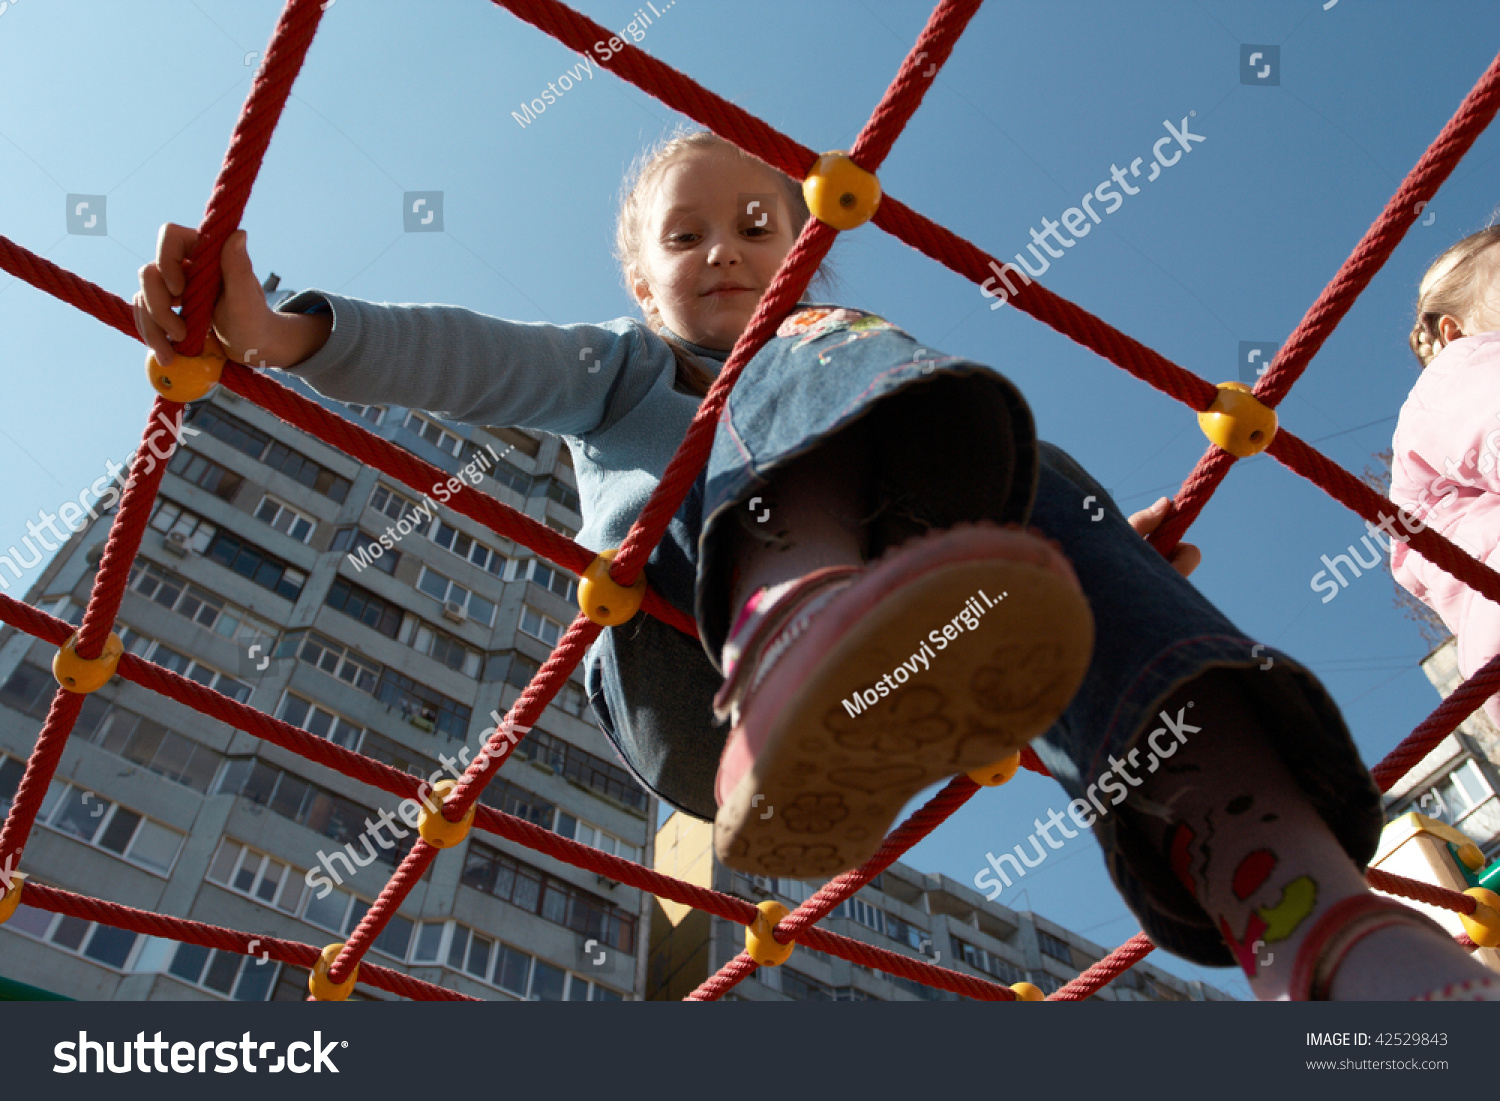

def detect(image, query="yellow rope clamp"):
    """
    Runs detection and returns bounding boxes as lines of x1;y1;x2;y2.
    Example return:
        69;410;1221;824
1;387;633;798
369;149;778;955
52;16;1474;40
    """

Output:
1196;382;1278;458
52;631;124;694
1461;886;1500;948
1010;981;1046;1001
803;151;882;231
578;548;646;627
146;332;226;403
308;942;359;1001
0;880;22;926
745;899;795;967
417;778;475;848
968;751;1022;787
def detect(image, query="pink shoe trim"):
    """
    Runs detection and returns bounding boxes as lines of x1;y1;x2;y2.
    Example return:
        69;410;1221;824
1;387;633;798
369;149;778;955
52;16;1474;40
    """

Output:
1413;976;1500;1001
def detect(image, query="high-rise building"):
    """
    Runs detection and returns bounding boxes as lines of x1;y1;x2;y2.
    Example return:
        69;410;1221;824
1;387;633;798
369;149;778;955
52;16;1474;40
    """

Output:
650;811;1237;1001
0;278;653;1000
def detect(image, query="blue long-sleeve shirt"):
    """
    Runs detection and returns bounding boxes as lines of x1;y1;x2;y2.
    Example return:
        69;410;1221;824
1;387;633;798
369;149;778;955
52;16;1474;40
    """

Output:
275;289;732;557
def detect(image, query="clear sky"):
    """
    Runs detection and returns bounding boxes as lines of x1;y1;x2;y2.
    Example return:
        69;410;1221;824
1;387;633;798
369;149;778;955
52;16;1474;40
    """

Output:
3;0;1499;999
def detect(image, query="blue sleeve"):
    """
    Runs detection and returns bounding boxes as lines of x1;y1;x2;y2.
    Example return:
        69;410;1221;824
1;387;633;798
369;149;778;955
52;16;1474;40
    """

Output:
273;289;672;439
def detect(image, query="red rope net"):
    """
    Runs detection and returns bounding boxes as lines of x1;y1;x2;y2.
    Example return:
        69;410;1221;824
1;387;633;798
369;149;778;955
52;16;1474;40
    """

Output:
1;0;1498;1003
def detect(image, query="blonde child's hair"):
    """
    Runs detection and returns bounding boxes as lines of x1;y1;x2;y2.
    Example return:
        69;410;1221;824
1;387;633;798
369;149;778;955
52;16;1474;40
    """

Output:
1410;224;1500;367
614;126;819;397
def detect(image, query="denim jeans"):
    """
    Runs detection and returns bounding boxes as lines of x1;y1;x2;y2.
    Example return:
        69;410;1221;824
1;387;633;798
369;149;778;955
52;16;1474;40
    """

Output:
583;306;1382;967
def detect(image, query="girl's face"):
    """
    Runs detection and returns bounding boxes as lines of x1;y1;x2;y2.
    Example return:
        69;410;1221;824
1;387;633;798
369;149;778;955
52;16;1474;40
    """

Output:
630;146;800;351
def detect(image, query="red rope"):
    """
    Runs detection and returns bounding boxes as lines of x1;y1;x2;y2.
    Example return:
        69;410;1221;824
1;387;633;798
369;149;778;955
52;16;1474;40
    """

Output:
1366;867;1479;915
1049;932;1154;1001
22;882;476;1001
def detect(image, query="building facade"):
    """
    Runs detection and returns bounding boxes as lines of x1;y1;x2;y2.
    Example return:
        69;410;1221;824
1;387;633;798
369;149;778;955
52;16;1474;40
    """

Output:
0;278;654;1000
650;811;1236;1001
1383;637;1500;857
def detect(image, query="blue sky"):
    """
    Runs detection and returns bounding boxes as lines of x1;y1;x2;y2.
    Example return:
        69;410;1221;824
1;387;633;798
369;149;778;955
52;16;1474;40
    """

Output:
3;0;1500;999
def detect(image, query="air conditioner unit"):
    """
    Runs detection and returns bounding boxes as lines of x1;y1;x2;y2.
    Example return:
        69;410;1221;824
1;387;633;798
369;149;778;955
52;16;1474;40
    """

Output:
163;531;191;557
441;601;466;623
85;544;104;566
750;875;776;896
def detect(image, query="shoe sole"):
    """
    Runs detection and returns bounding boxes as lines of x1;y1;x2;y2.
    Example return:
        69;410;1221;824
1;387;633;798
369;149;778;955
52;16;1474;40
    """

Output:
715;522;1094;879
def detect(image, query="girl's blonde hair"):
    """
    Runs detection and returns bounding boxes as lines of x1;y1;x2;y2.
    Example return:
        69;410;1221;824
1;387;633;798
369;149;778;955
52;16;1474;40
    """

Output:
614;127;819;397
1411;224;1500;367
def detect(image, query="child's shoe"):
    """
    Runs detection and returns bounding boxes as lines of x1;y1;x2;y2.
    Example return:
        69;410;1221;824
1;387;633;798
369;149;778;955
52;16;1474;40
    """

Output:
712;522;1094;878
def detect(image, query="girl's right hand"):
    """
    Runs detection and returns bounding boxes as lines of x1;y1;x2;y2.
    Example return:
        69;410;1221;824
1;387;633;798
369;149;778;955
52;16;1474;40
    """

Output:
134;224;275;367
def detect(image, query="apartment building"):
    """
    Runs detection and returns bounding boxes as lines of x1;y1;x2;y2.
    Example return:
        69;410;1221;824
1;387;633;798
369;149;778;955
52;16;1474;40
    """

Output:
650;810;1236;1001
0;278;654;1000
1383;637;1500;855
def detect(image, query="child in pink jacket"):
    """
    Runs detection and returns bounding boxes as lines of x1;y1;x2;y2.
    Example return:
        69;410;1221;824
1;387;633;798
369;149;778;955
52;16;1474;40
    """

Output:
1390;226;1500;729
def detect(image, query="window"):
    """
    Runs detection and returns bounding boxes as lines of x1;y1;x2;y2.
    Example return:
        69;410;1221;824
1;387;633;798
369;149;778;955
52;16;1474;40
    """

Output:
554;811;640;863
149;499;217;554
255;495;317;543
949;935;1025;984
325;576;403;639
168;942;279;1001
188;406;350;502
127;561;280;645
519;605;564;646
277;631;380;693
542;478;581;514
416;566;496;626
522;559;579;603
6;904;140;971
28;776;186;875
215;759;410;870
487;456;533;497
1037;931;1072;964
422;921;616;999
345;403;385;425
374;669;471;741
205;528;307;602
277;693;367;753
477;775;556;828
487;426;540;459
408;621;483;677
207;838;307;914
1029;972;1064;996
83;702;222;793
404;411;467;458
781;968;835;1001
333;527;398;574
369;484;422;523
139;641;253;703
461;840;637;952
513;727;648;813
167;447;244;500
543;516;578;540
428;520;505;576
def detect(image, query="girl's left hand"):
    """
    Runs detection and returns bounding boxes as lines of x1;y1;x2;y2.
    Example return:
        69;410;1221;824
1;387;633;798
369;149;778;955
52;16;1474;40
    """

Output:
1127;497;1202;578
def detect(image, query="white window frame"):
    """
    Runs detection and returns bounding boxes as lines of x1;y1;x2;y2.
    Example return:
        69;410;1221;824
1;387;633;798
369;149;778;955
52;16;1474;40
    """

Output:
522;558;579;604
148;500;217;553
276;692;367;753
34;776;186;877
127;562;279;645
519;604;564;646
346;403;385;425
3;904;146;973
369;483;422;524
427;518;506;576
254;494;318;544
415;566;496;627
206;837;307;915
404;411;465;457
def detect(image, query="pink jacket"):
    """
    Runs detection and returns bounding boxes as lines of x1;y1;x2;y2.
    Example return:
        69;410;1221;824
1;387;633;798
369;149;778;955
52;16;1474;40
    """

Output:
1389;330;1500;722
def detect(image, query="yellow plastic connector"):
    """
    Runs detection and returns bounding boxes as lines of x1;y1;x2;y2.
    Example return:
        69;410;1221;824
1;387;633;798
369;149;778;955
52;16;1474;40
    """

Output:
745;899;795;967
52;631;124;694
417;779;475;849
1196;382;1277;458
1010;981;1045;1001
1461;886;1500;948
0;879;22;926
578;549;646;627
146;332;226;403
802;151;882;231
308;942;359;1001
968;751;1022;787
